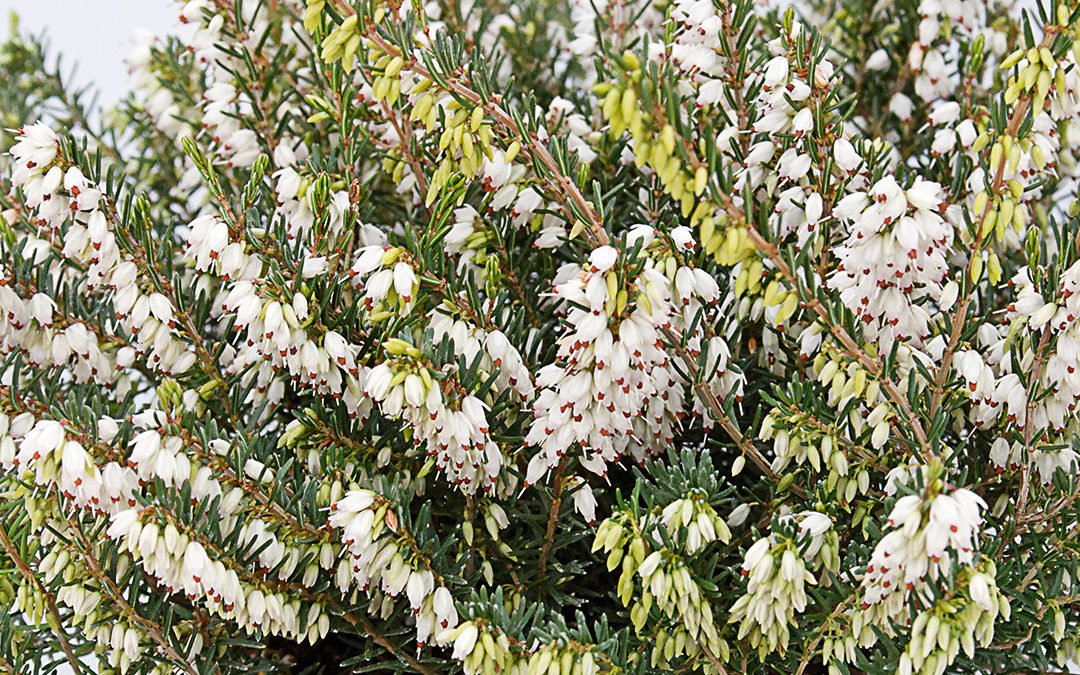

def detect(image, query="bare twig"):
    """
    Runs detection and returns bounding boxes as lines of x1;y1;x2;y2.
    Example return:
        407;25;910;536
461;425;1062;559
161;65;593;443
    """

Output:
538;456;569;579
342;613;440;675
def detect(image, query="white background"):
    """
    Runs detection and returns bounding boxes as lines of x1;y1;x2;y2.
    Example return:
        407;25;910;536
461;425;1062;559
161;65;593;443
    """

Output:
0;0;177;106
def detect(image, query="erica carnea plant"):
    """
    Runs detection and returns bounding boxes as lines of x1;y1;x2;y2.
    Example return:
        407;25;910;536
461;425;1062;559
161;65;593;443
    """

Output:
0;0;1079;673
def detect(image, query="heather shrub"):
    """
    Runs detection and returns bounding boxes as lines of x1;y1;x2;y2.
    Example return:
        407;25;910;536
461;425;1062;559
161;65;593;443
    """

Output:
0;0;1079;673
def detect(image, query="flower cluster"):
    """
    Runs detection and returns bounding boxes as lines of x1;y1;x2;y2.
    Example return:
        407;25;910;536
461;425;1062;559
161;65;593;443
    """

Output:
9;124;197;383
860;472;987;610
829;177;954;350
329;490;458;647
898;563;1008;675
526;231;727;484
592;467;737;670
728;512;837;658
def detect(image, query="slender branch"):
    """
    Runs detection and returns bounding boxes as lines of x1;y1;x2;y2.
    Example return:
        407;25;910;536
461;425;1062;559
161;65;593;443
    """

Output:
661;328;801;495
0;524;84;674
929;27;1061;424
464;495;476;577
538;456;569;579
64;519;200;675
343;613;439;675
700;642;730;675
928;296;971;418
794;595;856;675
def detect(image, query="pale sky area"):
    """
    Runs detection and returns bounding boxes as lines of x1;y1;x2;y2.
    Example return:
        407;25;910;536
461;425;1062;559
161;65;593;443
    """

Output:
0;0;179;106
